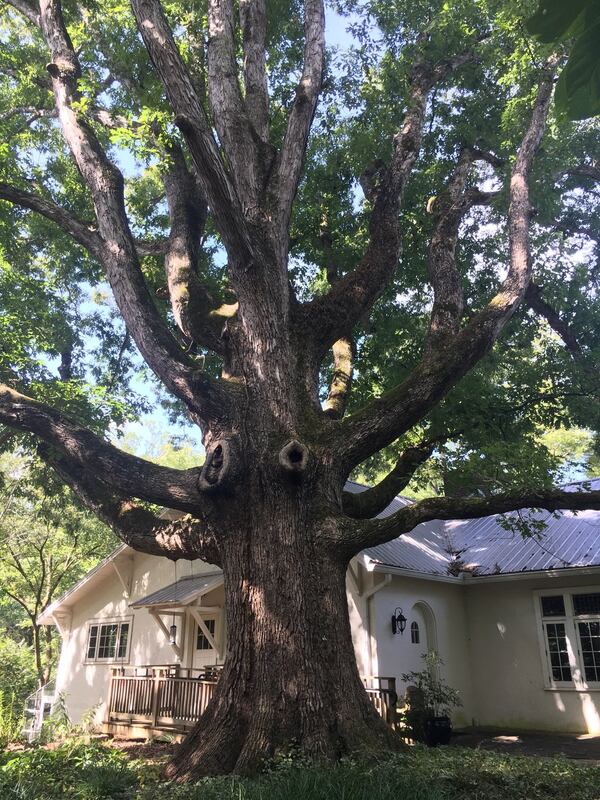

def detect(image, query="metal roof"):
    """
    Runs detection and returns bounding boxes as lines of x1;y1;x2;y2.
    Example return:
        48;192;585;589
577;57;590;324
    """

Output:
130;572;223;608
361;478;600;579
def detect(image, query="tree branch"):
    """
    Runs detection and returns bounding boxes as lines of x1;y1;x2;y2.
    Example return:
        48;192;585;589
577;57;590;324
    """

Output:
0;182;102;257
0;383;208;512
268;0;325;230
323;337;354;418
36;0;232;423
240;0;269;142
302;48;481;357
207;0;264;206
566;163;600;183
130;0;251;258
525;281;582;356
0;181;166;258
425;147;501;355
341;486;600;553
5;0;40;25
320;216;354;418
336;64;555;471
46;451;220;564
162;146;234;354
342;435;446;519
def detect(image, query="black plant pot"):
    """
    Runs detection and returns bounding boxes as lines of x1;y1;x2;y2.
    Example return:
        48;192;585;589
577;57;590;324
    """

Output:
423;715;452;746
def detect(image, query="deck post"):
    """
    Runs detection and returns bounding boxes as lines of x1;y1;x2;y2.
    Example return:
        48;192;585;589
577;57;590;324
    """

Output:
105;668;116;724
150;669;161;729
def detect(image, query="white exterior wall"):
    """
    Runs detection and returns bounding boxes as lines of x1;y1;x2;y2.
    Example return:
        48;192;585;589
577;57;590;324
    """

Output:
55;553;372;726
54;553;221;725
370;573;474;728
465;572;600;734
54;547;600;735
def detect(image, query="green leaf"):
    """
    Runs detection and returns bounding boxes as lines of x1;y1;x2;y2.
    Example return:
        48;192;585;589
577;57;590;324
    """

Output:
526;0;588;42
555;18;600;119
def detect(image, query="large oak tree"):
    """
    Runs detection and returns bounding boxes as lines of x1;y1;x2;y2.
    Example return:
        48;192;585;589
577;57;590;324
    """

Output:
1;0;600;779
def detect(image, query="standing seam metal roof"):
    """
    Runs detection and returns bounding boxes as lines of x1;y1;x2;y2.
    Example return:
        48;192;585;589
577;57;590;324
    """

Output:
358;478;600;578
130;572;223;607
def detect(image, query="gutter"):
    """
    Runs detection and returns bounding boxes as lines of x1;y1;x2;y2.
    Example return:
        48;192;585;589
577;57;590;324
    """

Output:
368;561;462;585
462;564;600;584
363;555;600;586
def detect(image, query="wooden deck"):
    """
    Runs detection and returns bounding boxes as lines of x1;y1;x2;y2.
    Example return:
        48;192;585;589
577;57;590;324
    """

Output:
106;666;398;734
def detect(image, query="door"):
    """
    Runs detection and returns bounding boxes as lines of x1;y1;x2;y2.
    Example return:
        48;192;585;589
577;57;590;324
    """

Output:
191;613;222;672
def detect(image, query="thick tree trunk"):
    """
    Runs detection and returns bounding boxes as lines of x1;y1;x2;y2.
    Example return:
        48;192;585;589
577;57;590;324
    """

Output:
166;509;399;779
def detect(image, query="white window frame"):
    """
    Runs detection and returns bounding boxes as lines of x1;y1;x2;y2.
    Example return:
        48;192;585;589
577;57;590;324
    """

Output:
84;617;133;664
534;587;600;691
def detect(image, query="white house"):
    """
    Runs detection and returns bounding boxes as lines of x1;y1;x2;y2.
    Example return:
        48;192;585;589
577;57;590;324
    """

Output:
38;479;600;738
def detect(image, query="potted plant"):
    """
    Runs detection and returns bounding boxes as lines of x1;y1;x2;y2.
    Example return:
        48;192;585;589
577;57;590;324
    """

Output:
401;652;462;746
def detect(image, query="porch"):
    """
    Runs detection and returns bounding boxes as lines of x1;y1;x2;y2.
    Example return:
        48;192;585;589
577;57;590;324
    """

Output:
105;665;398;736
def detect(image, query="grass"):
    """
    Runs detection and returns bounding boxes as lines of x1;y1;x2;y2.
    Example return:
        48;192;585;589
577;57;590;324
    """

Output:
0;740;599;800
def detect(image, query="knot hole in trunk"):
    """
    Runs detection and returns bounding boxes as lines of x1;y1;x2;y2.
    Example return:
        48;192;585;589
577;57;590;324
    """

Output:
278;439;310;476
198;439;239;492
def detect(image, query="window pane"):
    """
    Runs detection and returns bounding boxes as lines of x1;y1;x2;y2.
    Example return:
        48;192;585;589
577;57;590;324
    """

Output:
573;594;600;616
410;622;420;644
196;618;216;651
578;622;600;682
87;625;99;659
117;624;129;659
545;623;571;681
97;624;119;659
541;596;565;617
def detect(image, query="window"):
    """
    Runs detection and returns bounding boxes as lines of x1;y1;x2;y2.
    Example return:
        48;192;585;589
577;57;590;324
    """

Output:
544;622;572;682
86;620;131;663
578;621;600;682
196;618;216;651
538;590;600;688
411;621;420;644
573;593;600;616
541;595;565;617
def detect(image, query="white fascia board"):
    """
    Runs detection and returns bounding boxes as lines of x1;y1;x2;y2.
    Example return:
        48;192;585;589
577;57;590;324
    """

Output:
462;564;600;584
37;543;130;625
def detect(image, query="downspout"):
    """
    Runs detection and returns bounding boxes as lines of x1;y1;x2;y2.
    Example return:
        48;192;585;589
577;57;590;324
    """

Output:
363;571;392;677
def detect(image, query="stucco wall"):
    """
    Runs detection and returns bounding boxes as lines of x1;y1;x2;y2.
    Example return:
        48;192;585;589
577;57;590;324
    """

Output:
370;573;473;728
465;572;600;733
55;553;372;725
55;553;221;725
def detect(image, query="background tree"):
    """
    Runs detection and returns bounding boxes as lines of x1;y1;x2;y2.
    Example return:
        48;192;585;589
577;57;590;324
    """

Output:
0;0;600;779
0;452;115;688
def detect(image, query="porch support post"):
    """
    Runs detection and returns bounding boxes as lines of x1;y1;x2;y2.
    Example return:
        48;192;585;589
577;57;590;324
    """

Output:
150;669;161;729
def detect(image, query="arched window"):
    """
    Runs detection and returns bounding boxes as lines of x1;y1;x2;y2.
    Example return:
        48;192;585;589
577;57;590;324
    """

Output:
411;621;420;644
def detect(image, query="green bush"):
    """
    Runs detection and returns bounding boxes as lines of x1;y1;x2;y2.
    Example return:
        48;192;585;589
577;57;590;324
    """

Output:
0;691;23;749
0;741;135;800
0;637;37;707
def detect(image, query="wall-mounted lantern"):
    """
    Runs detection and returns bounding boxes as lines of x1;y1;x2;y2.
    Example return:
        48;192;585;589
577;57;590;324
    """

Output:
391;607;407;635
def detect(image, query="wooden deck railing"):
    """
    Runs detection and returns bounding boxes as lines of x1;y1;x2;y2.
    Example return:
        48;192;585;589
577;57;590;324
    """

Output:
363;676;398;728
107;666;220;731
106;667;398;732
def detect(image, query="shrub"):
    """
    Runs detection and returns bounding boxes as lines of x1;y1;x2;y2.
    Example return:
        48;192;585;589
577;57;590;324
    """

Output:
0;690;23;749
1;742;600;800
0;741;136;800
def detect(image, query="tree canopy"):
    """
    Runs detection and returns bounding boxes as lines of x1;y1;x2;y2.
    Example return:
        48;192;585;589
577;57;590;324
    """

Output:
0;0;598;498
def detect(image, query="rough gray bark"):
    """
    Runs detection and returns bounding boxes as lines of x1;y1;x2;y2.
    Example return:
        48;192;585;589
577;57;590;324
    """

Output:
1;0;597;780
